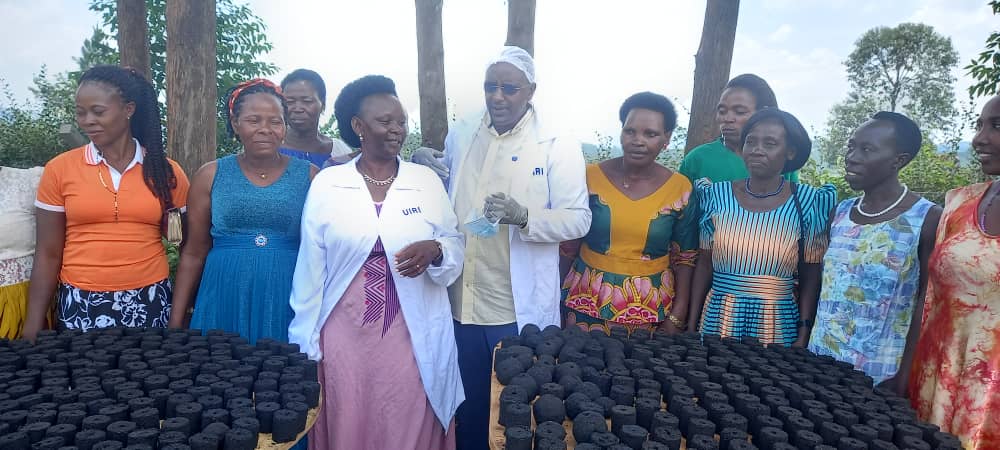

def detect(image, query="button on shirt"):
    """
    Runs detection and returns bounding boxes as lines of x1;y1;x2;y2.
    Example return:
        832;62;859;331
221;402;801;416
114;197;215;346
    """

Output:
449;108;536;325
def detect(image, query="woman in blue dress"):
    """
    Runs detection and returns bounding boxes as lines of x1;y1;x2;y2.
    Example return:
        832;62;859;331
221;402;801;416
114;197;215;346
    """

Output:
279;69;356;167
687;108;836;347
170;78;318;343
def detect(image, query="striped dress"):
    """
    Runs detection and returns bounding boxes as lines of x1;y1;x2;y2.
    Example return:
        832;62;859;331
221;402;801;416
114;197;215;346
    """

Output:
696;179;836;345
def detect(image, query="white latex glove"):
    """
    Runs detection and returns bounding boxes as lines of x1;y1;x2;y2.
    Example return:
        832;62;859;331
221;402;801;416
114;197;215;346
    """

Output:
410;147;449;179
484;193;528;227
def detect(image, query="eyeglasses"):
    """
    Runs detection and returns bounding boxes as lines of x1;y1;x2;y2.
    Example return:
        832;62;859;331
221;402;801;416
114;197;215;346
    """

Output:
483;82;524;96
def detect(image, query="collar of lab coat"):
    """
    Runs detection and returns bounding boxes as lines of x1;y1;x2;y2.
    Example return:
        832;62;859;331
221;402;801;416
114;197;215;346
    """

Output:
475;103;558;145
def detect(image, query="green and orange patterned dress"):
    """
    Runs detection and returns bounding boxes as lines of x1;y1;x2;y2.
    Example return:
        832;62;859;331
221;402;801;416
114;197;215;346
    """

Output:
909;182;1000;450
562;164;699;334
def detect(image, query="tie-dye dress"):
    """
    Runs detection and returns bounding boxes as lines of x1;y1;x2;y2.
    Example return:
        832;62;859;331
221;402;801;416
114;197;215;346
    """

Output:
696;179;836;345
909;182;1000;450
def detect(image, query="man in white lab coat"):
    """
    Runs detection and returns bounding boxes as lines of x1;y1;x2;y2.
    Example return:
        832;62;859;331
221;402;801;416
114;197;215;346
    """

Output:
412;46;591;449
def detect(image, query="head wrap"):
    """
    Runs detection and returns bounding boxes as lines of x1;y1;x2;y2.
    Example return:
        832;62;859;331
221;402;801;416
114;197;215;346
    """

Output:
485;46;536;83
228;78;283;118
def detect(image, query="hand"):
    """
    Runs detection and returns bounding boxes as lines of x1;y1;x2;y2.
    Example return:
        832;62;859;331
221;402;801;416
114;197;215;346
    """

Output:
657;319;683;335
394;240;442;278
20;322;40;344
791;335;809;348
484;193;528;226
876;376;907;397
168;311;188;329
324;150;360;168
410;147;449;179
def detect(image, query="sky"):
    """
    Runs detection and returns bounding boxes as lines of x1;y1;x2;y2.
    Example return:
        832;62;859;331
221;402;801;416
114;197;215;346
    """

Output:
1;0;996;145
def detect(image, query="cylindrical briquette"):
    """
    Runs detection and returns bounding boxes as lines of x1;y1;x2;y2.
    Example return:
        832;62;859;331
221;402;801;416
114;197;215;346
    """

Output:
187;432;219;450
81;415;111;432
651;426;681;450
611;405;637;435
223;428;257;450
270;409;300;443
129;408;159;430
161;417;192;435
45;423;77;445
75;428;108;450
572;411;607;443
126;428;159;447
619;424;648;449
106;420;137;443
254;401;280;434
820;421;850;446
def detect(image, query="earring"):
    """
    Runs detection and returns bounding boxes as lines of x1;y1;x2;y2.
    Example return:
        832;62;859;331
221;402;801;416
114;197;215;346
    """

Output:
359;134;364;142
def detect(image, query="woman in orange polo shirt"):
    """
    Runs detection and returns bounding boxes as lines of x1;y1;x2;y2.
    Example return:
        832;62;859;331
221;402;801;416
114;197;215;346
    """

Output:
23;65;189;340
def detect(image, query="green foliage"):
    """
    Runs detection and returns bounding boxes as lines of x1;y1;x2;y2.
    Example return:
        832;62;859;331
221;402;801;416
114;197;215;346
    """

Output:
89;0;278;155
164;239;178;281
74;26;119;75
0;79;67;168
808;22;975;204
967;0;1000;98
844;23;959;136
814;93;879;167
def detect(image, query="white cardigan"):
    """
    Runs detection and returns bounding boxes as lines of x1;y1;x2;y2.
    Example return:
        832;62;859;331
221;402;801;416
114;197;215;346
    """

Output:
288;157;465;429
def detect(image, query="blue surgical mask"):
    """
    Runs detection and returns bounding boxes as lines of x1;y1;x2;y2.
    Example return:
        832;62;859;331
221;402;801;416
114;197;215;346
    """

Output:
464;211;501;238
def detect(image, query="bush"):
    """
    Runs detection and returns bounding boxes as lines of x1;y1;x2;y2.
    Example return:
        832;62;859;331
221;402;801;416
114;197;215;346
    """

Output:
0;82;72;169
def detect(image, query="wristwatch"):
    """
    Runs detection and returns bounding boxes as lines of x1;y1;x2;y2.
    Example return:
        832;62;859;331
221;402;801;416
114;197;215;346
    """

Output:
796;319;814;328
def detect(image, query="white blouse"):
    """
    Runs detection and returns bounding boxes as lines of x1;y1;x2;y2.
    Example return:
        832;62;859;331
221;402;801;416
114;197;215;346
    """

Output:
0;166;44;286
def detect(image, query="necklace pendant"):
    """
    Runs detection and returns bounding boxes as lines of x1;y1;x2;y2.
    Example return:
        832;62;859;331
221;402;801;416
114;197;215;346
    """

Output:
260;173;267;179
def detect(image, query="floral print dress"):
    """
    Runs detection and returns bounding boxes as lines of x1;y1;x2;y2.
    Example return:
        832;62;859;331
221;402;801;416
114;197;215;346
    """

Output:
809;197;934;383
909;182;1000;450
562;164;699;333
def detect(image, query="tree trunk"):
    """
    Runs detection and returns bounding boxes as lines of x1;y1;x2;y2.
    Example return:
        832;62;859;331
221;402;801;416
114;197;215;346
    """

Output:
165;0;217;176
685;0;740;152
505;0;536;56
414;0;448;150
116;0;151;80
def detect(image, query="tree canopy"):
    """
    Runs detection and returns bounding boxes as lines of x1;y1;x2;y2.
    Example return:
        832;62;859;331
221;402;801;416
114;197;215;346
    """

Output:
967;0;1000;98
90;0;277;153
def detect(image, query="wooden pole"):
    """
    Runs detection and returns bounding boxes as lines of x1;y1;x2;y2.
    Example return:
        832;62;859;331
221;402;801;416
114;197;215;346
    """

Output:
116;0;151;80
505;0;536;56
415;0;448;150
165;0;217;175
685;0;740;152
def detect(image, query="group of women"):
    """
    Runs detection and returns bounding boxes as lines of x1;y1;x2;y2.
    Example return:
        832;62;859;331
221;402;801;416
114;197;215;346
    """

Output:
0;53;997;449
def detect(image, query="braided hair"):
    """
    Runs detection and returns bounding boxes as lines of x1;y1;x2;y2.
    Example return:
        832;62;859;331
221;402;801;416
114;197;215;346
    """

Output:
79;65;176;211
223;79;288;142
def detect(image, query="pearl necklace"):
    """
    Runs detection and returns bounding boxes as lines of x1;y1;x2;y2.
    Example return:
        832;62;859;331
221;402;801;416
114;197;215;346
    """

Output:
856;185;908;218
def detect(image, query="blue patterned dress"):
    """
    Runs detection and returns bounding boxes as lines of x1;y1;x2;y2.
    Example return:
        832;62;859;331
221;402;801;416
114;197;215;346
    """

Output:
697;180;837;345
809;197;934;383
190;155;311;344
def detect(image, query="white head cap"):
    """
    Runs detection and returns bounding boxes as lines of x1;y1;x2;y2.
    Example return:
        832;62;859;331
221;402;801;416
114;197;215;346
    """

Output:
486;46;536;84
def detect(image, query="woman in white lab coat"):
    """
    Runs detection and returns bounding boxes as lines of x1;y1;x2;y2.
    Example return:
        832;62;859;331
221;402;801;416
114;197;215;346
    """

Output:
288;75;465;450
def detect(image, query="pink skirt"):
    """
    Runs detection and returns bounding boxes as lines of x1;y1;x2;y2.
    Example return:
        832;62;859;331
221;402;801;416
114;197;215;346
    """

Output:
308;268;455;450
